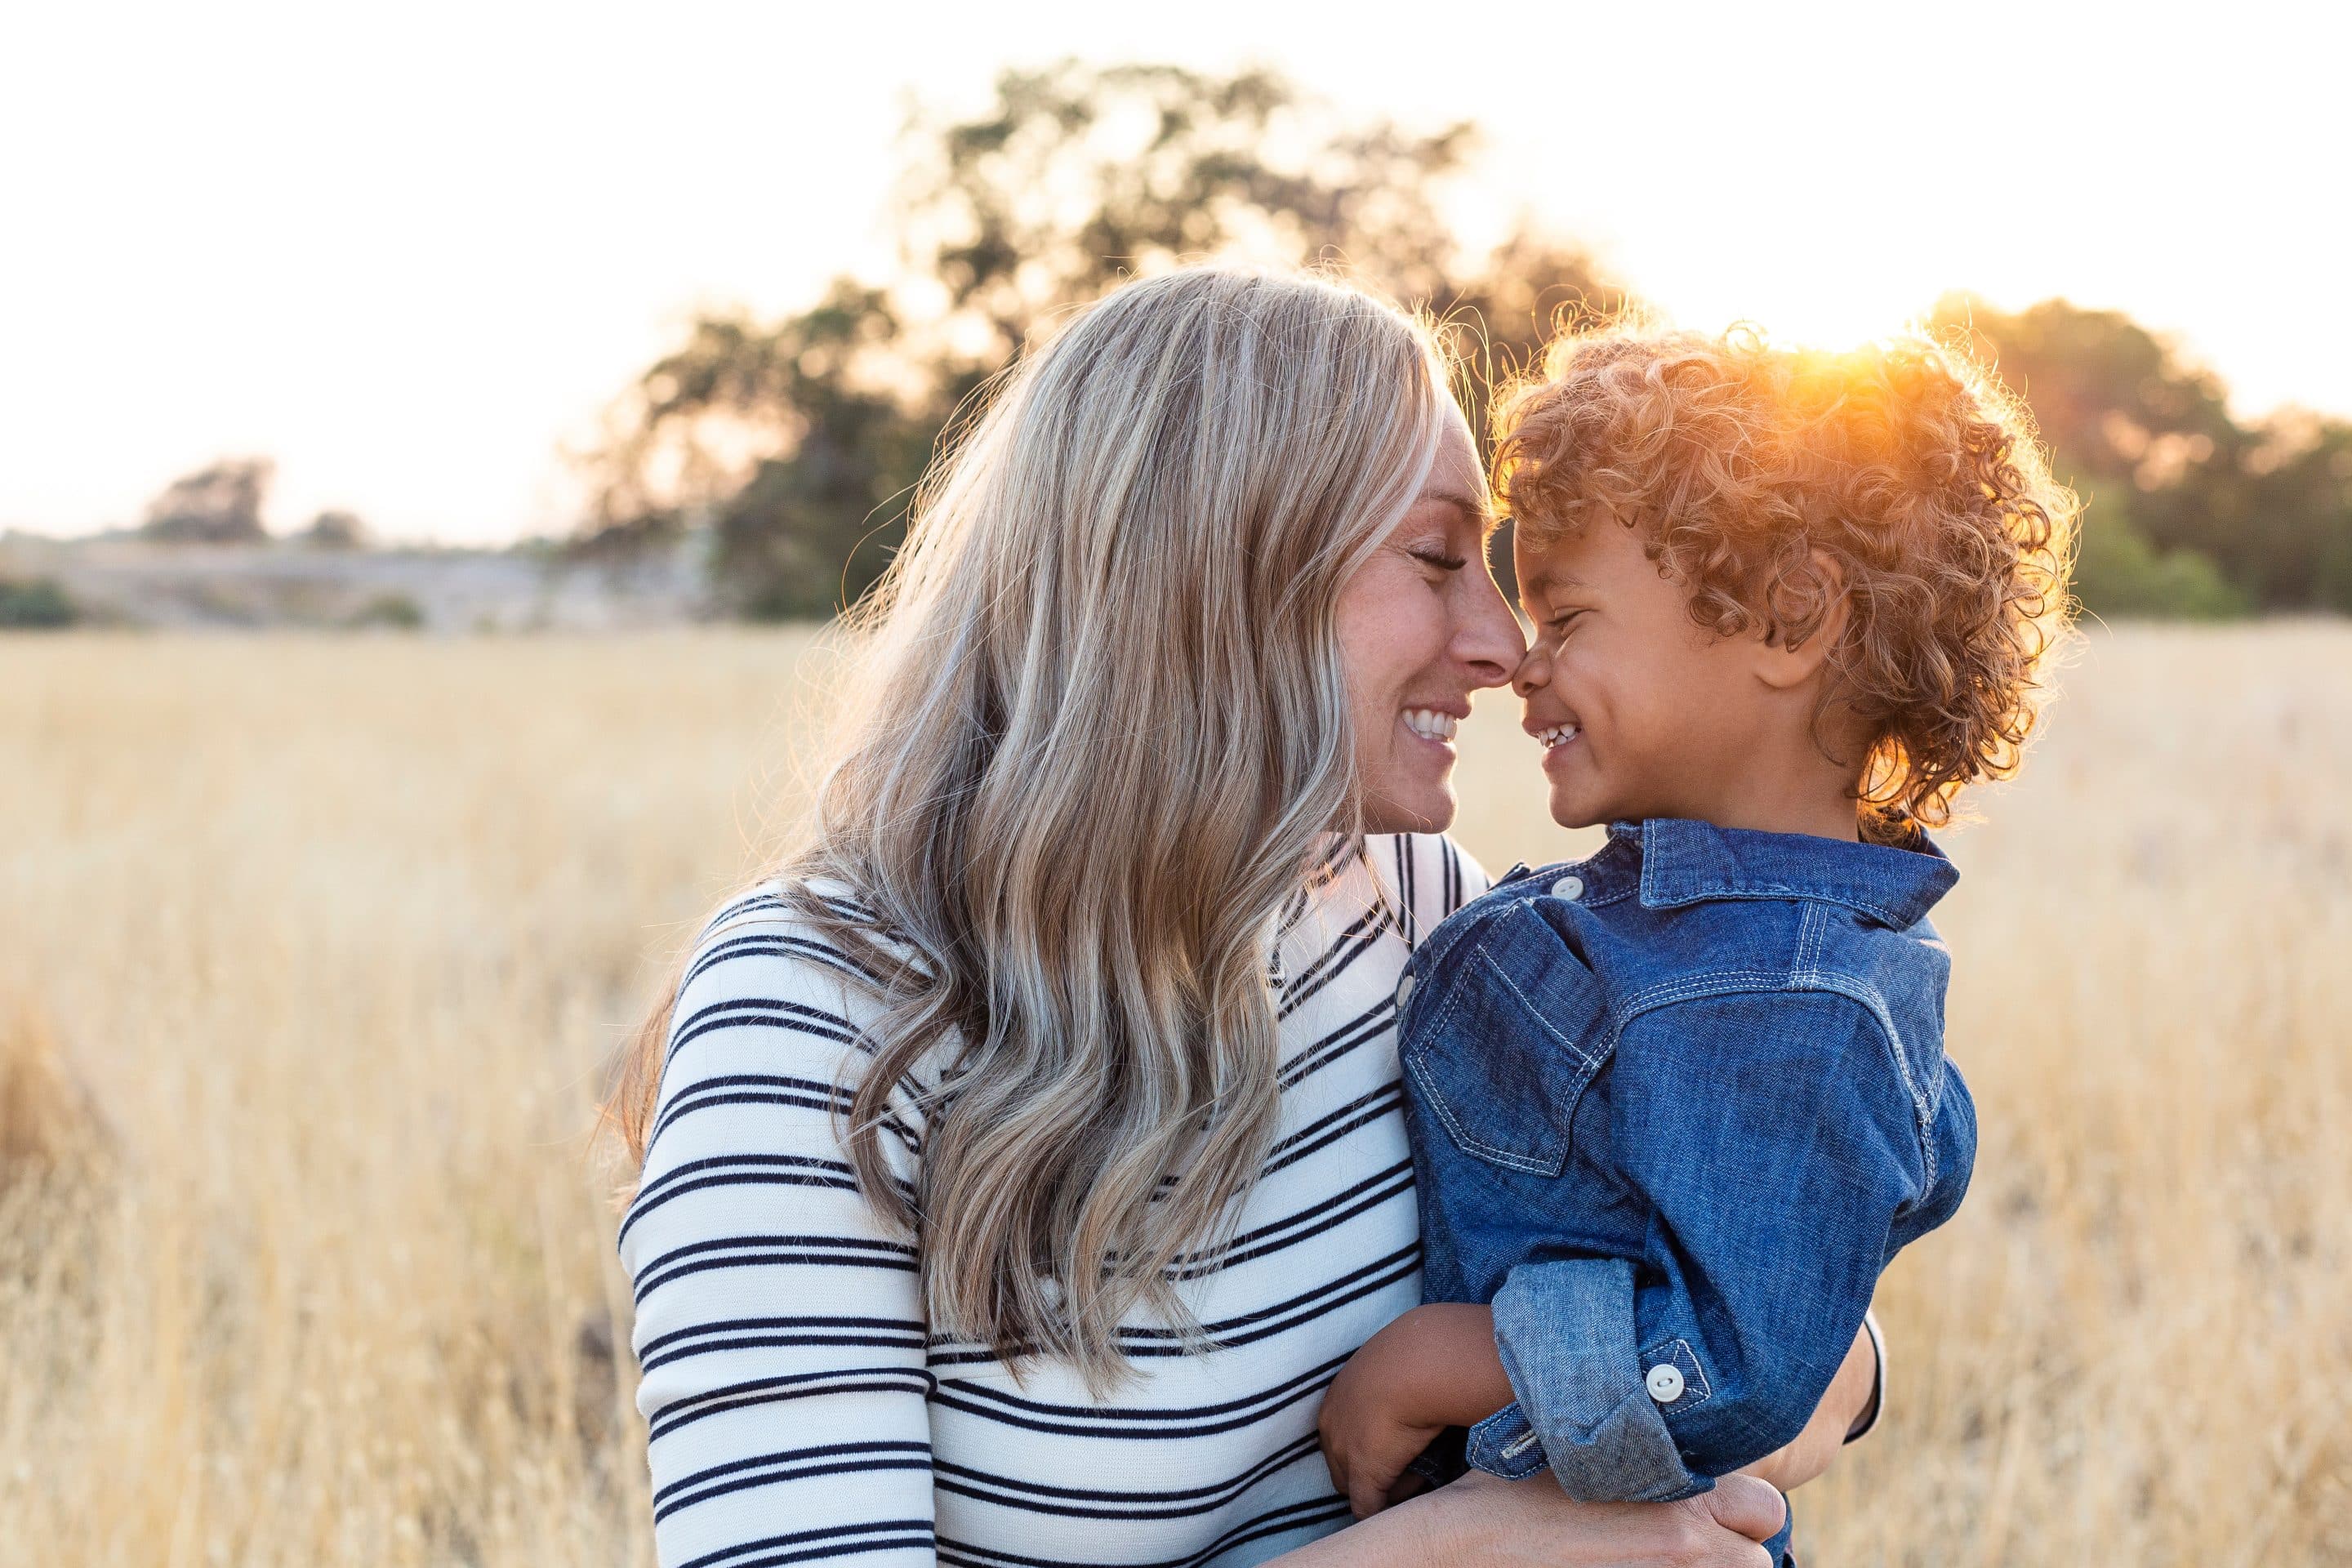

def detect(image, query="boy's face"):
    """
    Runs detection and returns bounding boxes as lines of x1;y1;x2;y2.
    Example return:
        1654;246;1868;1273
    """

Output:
1512;516;1792;830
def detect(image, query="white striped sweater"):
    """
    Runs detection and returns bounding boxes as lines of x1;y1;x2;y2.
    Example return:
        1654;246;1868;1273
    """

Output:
621;833;1486;1568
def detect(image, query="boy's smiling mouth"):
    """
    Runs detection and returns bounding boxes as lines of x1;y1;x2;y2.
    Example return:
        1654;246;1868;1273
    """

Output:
1526;706;1583;761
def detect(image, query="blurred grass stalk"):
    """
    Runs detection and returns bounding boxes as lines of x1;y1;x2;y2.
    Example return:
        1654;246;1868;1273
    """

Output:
2;626;2348;1566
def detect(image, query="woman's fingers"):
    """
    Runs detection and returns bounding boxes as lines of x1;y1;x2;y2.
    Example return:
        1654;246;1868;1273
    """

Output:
1699;1473;1789;1545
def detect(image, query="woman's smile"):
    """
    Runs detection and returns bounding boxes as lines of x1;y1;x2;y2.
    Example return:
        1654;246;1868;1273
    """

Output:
1401;705;1465;750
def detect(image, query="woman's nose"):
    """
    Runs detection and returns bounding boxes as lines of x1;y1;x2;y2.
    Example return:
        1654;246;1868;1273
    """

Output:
1455;571;1526;689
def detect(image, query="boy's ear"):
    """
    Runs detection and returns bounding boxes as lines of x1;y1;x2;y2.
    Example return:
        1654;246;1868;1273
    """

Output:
1752;550;1851;691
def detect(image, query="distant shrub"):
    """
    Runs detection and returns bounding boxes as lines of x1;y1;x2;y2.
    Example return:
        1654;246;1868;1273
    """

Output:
0;576;79;629
301;510;370;550
346;591;425;630
2075;506;2250;621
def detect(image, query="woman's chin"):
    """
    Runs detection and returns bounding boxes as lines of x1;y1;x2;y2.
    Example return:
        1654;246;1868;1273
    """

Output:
1359;781;1457;837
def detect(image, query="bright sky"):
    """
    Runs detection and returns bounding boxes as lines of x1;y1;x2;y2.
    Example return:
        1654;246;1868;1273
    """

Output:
3;1;2344;544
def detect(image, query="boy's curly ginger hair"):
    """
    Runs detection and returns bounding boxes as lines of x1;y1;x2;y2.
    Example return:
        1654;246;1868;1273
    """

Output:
1494;324;2078;838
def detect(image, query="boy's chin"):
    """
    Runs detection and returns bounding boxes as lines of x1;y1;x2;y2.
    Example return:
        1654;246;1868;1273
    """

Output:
1545;782;1612;831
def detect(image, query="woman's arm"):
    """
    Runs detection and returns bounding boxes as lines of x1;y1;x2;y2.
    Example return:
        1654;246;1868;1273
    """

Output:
1268;1470;1789;1568
620;902;937;1567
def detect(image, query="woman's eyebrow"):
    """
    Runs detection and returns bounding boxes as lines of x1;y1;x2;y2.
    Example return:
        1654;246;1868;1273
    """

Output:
1418;490;1490;523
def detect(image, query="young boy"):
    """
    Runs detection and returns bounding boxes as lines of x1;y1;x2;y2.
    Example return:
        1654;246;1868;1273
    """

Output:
1319;327;2077;1564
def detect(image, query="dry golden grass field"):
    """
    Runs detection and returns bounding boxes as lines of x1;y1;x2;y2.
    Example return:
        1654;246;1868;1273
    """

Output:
3;625;2349;1567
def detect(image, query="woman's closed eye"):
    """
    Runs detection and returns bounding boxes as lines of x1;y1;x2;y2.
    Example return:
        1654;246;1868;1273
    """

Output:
1410;546;1470;574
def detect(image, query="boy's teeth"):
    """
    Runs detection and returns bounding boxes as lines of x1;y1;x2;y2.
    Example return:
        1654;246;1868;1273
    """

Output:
1538;724;1579;748
1404;708;1458;742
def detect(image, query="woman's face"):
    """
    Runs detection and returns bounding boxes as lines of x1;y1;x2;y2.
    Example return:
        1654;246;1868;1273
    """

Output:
1334;416;1526;835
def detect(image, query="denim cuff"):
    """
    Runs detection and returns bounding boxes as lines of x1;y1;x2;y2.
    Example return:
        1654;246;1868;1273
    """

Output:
1479;1256;1712;1503
1463;1400;1550;1479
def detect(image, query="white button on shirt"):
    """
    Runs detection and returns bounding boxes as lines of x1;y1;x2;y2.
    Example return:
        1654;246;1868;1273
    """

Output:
1551;875;1585;902
1646;1363;1686;1403
1395;972;1415;1011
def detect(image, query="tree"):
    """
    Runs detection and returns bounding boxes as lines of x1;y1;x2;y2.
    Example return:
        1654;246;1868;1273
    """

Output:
577;283;929;616
141;458;274;545
1931;294;2352;614
900;61;1474;384
1928;294;2240;617
2238;412;2352;609
577;62;1623;619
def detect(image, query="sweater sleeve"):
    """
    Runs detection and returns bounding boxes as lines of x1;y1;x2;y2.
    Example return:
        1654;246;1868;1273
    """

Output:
619;892;938;1568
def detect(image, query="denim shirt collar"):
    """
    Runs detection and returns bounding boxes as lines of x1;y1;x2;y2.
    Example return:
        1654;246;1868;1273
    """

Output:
1567;817;1959;930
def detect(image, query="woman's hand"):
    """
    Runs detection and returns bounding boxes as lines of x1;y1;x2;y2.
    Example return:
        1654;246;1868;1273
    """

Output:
1270;1468;1788;1567
1320;1304;1515;1517
1735;1319;1879;1494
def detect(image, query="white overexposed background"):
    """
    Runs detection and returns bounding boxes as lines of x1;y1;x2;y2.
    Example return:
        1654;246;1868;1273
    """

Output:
2;0;2341;543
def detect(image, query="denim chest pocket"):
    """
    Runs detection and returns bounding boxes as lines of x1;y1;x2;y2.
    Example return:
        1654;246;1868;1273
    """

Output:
1401;900;1614;1178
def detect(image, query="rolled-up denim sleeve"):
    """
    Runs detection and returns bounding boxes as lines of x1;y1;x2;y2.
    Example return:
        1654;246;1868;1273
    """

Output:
1476;991;1927;1497
1465;1254;1709;1500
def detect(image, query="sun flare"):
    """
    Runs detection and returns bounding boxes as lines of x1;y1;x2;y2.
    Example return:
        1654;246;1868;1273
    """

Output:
1668;268;1932;352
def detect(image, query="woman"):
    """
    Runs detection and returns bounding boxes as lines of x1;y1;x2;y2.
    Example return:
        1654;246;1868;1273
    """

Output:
605;268;1877;1567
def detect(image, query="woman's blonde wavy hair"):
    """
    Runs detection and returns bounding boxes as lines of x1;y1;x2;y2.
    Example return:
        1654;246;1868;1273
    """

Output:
1494;325;2078;836
604;266;1454;1383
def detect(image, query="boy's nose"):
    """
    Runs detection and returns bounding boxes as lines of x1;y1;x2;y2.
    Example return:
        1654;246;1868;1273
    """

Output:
1511;644;1549;698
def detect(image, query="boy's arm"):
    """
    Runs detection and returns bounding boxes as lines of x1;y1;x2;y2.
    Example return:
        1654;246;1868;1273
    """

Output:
1318;1304;1514;1518
1320;1305;1880;1516
1472;991;1931;1503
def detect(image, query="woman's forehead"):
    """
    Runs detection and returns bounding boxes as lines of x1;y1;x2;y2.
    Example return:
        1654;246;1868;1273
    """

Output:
1415;422;1490;515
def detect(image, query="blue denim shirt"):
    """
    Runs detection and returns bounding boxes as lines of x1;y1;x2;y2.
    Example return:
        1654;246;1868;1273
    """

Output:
1398;818;1975;1503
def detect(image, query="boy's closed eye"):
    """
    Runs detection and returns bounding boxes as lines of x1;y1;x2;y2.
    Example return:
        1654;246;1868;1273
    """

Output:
1518;565;1598;634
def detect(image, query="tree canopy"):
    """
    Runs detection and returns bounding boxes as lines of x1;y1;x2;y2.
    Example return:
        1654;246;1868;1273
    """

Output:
581;62;2352;622
577;62;1620;617
1931;295;2352;617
